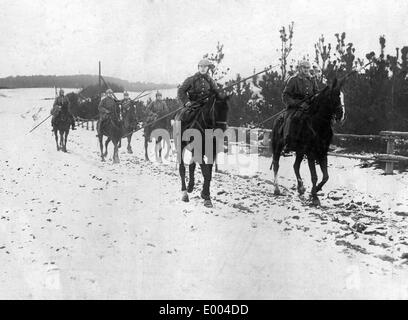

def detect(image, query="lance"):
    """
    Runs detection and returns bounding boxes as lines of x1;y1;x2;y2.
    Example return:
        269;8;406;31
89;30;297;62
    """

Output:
100;74;120;101
259;60;374;126
131;91;151;102
132;90;147;101
28;86;60;133
28;113;53;133
193;64;280;105
121;64;279;139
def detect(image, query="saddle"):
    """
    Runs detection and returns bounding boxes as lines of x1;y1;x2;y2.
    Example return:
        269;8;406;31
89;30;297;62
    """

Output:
174;104;203;129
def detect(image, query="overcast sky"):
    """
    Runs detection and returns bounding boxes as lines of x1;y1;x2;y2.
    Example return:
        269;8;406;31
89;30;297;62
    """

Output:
0;0;407;84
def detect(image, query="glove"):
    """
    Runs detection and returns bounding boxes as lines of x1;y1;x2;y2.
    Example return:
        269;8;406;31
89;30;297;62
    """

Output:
185;101;192;107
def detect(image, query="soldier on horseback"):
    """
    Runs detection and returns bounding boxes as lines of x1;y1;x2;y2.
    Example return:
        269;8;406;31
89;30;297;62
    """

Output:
97;88;119;134
282;60;318;151
177;59;222;123
51;89;76;130
146;91;169;122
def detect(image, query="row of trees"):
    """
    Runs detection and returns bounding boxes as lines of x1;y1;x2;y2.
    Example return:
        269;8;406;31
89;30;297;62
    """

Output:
203;24;408;134
69;24;408;136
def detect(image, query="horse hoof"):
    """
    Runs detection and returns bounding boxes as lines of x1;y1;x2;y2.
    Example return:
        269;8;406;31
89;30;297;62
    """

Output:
187;183;195;193
274;187;281;196
312;197;321;207
203;199;213;208
200;192;210;201
181;192;189;202
127;149;133;154
298;186;306;195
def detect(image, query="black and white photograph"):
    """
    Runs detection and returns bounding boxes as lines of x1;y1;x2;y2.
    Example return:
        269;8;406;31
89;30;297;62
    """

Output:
1;0;408;301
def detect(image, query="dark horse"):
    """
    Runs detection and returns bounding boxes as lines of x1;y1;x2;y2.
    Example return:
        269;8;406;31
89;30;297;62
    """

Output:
97;104;123;163
174;95;230;208
122;102;139;154
143;112;172;161
271;78;345;206
52;107;71;152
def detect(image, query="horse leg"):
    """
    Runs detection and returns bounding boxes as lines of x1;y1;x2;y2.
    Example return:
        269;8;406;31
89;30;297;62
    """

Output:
62;130;68;152
272;146;283;195
307;156;320;206
98;135;105;162
127;134;133;154
155;136;163;162
104;137;110;158
144;135;149;161
294;152;305;195
179;157;189;202
315;156;329;194
113;140;120;164
187;162;196;193
59;130;64;151
54;130;59;151
200;162;213;208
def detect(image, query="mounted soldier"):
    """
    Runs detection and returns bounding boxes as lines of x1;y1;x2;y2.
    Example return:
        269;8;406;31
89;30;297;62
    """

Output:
51;89;76;130
281;60;318;151
177;58;223;123
146;91;169;123
97;88;119;134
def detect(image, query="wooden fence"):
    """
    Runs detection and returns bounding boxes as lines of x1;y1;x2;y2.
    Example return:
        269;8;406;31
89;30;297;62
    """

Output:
227;127;408;175
75;117;97;131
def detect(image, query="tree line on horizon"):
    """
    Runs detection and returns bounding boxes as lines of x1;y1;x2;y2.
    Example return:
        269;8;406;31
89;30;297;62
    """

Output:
0;74;176;91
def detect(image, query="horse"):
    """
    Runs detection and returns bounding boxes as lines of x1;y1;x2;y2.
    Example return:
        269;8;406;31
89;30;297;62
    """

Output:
143;112;172;162
96;104;123;164
122;102;139;154
174;95;230;208
270;77;345;206
52;108;71;153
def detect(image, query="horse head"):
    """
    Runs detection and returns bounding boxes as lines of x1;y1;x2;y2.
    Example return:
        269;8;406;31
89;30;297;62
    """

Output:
311;77;345;123
205;93;230;131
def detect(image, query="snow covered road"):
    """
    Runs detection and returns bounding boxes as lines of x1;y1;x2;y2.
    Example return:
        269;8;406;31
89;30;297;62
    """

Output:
1;88;408;299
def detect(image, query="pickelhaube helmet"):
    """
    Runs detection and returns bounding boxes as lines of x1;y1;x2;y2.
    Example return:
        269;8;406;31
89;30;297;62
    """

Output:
198;59;212;67
298;60;311;68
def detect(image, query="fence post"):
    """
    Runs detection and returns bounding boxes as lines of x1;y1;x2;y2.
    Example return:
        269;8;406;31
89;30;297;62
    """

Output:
86;121;89;130
262;130;271;154
385;137;395;175
91;120;94;131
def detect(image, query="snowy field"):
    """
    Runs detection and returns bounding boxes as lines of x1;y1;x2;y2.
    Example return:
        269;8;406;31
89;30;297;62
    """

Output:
1;88;408;299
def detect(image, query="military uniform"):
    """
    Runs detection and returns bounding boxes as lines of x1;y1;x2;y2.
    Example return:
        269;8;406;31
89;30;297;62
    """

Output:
97;95;119;133
98;95;117;118
177;72;221;124
282;74;318;150
121;98;138;130
178;72;220;106
51;95;75;128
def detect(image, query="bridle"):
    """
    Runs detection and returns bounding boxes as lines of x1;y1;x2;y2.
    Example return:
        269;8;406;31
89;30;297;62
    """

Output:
188;96;227;133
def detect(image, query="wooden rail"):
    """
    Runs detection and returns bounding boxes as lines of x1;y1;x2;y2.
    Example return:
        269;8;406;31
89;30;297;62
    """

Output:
226;127;408;175
75;117;97;131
